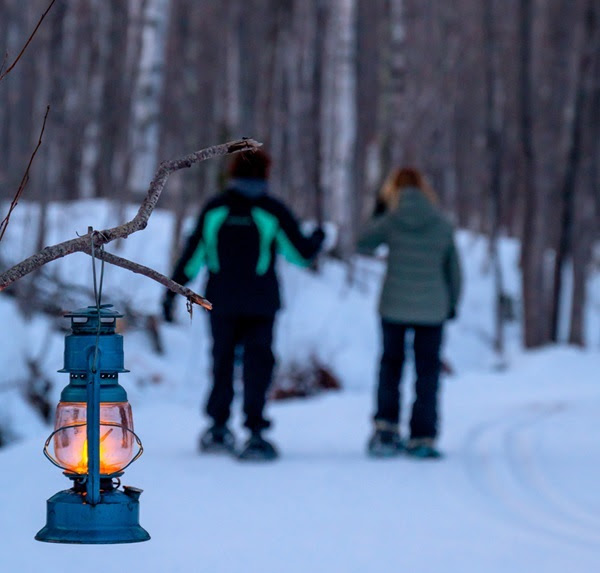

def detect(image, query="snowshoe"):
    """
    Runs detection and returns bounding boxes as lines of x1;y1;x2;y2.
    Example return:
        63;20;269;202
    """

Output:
199;424;236;454
237;432;279;462
367;427;404;458
405;438;442;460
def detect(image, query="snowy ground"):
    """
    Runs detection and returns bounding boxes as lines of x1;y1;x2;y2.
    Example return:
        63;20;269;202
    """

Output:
1;201;599;572
1;350;600;573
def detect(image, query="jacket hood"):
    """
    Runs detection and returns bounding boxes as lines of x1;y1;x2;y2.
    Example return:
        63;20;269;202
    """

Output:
392;187;439;229
228;177;268;199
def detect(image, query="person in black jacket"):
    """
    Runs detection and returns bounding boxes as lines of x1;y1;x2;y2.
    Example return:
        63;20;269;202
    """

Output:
162;149;324;461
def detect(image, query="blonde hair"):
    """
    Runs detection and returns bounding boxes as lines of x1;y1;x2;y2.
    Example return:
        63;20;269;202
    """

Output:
379;167;439;210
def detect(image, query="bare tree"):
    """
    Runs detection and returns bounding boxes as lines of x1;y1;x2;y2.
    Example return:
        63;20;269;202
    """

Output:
320;0;357;258
2;0;599;348
0;0;56;83
0;139;261;311
519;0;551;348
567;0;600;345
484;0;507;360
384;0;408;167
0;0;56;240
550;0;598;344
128;0;171;196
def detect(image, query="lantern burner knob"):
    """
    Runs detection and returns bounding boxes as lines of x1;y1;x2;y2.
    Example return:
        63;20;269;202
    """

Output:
123;486;143;501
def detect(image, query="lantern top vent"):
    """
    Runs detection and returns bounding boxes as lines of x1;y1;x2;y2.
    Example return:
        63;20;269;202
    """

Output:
64;304;123;334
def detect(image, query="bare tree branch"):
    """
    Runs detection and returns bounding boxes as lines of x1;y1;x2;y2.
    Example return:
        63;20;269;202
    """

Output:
82;246;212;310
1;1;55;250
0;105;50;242
0;0;57;83
0;138;262;309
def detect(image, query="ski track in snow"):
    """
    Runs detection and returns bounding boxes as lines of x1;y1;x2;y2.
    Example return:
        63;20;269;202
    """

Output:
462;400;600;550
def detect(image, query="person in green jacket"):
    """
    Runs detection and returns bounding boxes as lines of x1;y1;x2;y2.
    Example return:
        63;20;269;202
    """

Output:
357;167;462;459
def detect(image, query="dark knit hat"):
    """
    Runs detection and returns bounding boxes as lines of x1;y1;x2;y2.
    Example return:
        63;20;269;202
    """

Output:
228;149;272;180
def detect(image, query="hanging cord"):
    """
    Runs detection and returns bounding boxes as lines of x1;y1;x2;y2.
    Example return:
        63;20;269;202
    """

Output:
89;229;105;373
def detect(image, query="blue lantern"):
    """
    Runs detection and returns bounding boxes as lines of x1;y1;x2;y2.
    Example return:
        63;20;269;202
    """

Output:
35;305;150;544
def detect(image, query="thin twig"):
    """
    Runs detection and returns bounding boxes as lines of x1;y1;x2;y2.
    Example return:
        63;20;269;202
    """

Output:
0;105;50;242
0;0;57;83
0;138;262;311
82;246;212;310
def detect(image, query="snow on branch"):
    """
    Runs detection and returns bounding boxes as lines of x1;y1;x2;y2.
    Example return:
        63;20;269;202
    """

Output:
0;137;262;311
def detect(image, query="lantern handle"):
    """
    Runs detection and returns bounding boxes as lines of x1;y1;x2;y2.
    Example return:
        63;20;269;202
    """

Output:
43;421;144;477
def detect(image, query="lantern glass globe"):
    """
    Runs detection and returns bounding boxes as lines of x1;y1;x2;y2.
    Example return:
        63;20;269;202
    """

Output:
53;401;135;475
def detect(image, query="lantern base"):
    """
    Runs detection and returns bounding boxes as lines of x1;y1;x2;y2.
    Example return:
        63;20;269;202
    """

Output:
35;486;150;544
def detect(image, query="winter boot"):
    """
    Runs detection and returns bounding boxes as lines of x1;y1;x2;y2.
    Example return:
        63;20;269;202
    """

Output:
237;431;279;462
405;437;442;459
199;424;236;454
367;421;403;458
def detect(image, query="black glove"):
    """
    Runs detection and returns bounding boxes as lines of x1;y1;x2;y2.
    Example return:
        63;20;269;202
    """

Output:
311;227;326;250
162;295;175;323
373;197;387;217
447;307;457;320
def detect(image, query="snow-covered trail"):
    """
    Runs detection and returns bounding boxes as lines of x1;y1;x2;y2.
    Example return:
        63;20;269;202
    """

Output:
1;352;599;573
2;202;600;571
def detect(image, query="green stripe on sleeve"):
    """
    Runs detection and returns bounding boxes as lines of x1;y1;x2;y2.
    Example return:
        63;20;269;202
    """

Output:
275;228;312;267
251;208;279;275
184;242;206;280
203;206;230;272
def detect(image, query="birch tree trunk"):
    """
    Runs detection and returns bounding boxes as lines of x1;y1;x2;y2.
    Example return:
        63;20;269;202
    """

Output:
372;0;409;183
128;0;170;196
320;0;357;257
387;0;408;167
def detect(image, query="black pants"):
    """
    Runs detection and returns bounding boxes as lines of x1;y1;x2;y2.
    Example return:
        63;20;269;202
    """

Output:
206;313;275;432
375;319;444;439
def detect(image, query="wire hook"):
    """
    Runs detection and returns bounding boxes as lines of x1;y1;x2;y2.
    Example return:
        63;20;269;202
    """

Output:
89;228;105;373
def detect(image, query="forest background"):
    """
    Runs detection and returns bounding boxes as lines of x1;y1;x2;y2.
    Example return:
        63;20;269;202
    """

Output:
1;0;599;351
